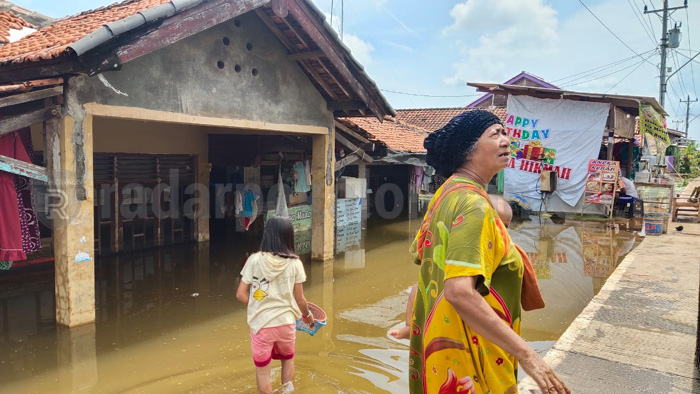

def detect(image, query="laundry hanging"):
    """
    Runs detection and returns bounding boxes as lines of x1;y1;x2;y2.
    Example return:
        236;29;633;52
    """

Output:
15;128;40;255
0;130;33;262
294;161;311;193
238;187;259;231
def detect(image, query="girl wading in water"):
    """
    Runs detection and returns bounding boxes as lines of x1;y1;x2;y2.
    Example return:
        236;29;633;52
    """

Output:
237;216;314;393
407;110;570;394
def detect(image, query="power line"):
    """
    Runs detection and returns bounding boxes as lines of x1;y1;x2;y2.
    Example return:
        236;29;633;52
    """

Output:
686;8;698;98
643;0;658;37
671;50;690;98
560;51;658;88
628;0;657;45
551;49;657;85
673;49;700;67
578;0;657;67
380;89;481;98
634;0;658;40
605;51;658;93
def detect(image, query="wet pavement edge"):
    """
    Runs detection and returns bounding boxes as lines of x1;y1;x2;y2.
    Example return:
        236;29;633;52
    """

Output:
519;221;700;393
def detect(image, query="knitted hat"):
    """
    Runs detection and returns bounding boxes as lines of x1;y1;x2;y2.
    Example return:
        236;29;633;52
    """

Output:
424;110;502;177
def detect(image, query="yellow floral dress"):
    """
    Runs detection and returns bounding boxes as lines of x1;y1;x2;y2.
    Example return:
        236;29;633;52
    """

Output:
408;176;524;394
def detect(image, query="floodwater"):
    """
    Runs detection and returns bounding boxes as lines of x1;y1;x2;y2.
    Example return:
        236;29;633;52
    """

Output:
0;217;637;393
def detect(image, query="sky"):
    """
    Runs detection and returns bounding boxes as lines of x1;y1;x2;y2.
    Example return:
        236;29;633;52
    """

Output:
13;0;700;141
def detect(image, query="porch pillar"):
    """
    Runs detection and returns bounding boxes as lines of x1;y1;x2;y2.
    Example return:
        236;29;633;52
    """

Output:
311;130;335;261
50;114;96;327
195;130;210;242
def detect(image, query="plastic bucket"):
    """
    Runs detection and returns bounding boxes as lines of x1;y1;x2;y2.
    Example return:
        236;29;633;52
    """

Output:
644;213;665;235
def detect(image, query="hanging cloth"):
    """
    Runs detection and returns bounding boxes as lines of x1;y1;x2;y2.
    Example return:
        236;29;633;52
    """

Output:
15;128;40;255
294;161;311;193
0;131;32;262
275;166;289;217
305;159;312;189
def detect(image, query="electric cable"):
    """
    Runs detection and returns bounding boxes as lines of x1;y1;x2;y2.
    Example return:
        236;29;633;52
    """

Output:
561;53;657;88
380;89;481;98
551;49;657;85
686;8;698;98
604;55;652;93
578;0;657;67
628;0;658;45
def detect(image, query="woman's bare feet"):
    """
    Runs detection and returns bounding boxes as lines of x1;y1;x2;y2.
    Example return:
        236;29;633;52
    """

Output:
389;326;410;340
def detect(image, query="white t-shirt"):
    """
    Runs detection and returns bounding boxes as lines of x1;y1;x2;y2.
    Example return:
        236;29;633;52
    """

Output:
240;252;306;334
621;177;638;198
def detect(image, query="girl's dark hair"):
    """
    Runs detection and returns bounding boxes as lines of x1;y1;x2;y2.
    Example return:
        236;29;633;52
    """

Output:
259;215;298;259
424;109;503;179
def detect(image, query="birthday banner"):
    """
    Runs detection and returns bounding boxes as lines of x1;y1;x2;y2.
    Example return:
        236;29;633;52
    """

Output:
638;104;670;145
504;95;610;207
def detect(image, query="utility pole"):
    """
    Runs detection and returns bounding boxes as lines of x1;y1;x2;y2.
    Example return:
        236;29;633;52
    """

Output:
681;95;698;138
645;0;688;108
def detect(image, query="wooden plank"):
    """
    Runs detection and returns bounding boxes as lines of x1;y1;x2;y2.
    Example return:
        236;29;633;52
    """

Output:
335;132;373;163
255;9;296;52
335;120;373;145
0;86;63;109
335;155;359;169
0;106;60;137
279;17;312;49
287;50;324;61
315;60;352;99
0;154;48;182
287;0;384;117
300;60;339;100
115;0;269;64
328;100;366;111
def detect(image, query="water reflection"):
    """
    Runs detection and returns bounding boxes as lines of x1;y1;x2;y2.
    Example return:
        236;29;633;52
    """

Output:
0;217;636;393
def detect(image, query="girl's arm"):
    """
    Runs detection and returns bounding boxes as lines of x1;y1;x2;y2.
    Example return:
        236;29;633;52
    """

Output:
293;283;315;328
236;280;250;304
444;276;570;394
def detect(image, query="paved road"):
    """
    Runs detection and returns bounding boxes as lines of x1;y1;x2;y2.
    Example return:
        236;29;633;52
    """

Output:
519;202;700;392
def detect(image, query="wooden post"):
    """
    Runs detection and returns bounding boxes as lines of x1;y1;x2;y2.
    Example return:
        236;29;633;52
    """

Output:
195;131;210;242
627;138;635;177
311;130;335;261
358;163;368;221
51;114;96;327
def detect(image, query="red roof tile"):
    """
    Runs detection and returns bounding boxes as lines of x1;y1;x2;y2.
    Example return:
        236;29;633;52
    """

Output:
0;11;34;45
395;107;508;132
0;0;170;65
338;117;428;153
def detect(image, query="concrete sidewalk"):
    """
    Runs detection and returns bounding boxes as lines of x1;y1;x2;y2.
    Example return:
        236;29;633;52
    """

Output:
519;223;700;393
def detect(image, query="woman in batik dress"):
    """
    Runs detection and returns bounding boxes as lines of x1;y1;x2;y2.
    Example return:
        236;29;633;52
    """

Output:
408;110;569;394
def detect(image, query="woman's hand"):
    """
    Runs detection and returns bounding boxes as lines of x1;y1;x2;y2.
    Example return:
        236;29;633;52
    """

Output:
519;348;570;394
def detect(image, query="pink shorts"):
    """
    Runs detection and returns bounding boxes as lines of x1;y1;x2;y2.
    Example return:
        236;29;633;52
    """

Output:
250;324;296;367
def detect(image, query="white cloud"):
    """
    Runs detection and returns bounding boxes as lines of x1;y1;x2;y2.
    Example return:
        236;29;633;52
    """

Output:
342;33;375;65
322;11;374;65
444;0;559;85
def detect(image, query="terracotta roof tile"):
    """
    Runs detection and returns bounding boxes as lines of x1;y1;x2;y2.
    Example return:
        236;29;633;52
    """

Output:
0;11;34;45
338;117;428;153
0;0;170;65
395;107;508;132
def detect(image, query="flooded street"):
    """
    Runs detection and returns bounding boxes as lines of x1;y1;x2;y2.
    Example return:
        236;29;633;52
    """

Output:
0;217;637;393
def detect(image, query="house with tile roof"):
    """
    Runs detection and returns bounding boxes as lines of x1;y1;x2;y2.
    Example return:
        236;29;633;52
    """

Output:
0;0;393;327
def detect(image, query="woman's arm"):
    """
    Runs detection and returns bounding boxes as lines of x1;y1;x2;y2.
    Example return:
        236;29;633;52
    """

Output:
236;280;250;304
293;283;315;328
444;276;570;394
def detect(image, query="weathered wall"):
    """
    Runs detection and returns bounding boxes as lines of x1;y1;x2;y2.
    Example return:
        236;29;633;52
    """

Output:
68;11;331;128
92;118;205;154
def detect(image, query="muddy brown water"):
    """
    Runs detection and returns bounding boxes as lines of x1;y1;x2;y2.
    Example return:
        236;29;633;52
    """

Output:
0;217;637;393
